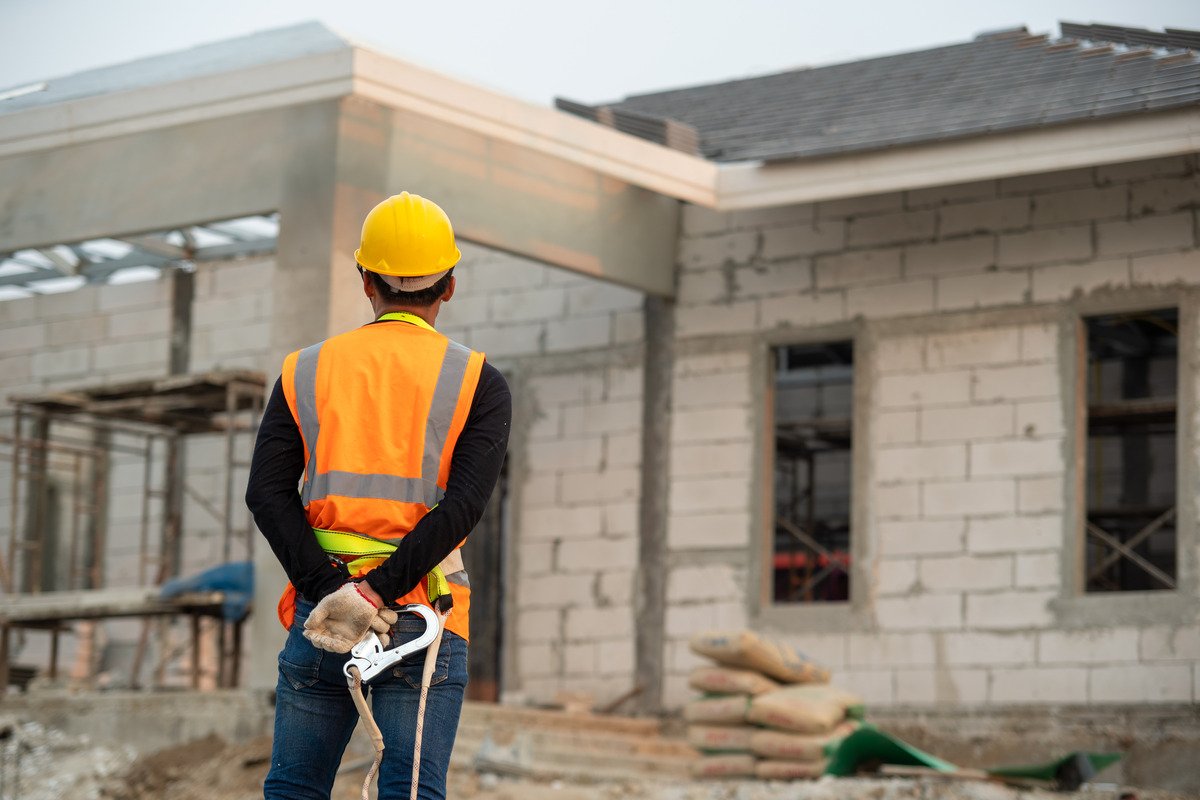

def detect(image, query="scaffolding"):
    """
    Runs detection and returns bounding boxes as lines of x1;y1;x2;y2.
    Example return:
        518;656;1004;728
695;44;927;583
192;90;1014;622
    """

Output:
0;370;265;692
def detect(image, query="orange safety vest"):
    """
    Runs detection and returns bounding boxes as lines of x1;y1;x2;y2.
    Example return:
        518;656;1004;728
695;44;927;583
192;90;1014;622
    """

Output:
276;312;485;641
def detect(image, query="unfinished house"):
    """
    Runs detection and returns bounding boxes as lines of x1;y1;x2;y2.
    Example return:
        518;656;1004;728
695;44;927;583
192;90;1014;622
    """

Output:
1;19;1198;785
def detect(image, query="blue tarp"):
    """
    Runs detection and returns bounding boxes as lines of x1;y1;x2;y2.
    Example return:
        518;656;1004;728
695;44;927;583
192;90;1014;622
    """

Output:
159;561;254;621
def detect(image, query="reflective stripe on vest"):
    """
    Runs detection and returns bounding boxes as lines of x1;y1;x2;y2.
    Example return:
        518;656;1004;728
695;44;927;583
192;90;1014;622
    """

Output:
293;336;473;508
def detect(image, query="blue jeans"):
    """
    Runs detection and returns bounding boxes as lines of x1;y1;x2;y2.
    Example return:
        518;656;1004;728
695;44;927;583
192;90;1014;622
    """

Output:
263;598;468;800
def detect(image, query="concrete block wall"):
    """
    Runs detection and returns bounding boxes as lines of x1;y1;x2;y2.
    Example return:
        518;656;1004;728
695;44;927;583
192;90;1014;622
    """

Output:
661;153;1200;708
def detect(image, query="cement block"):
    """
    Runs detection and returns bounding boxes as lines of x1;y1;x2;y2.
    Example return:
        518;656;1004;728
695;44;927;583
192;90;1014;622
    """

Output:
671;441;753;478
876;594;963;630
675;301;757;337
97;277;168;311
1090;664;1192;703
848;632;936;667
990;667;1088;703
969;439;1063;477
107;307;172;339
936;270;1030;311
674;372;752;408
839;669;895;705
998;226;1092;267
469;322;543;357
1018;476;1065;513
676;350;752;377
1016;399;1066;438
939;197;1030;236
904;236;995;278
527;406;562;441
873;483;922;520
665;601;747;638
678;230;759;270
565;606;633;641
1140;626;1200;662
815;247;902;288
1130;250;1200;286
597;571;634;606
667;565;741;603
681;205;732;236
877;369;972;409
875;410;919;446
519;474;558;508
532;372;605;405
1019;323;1059;362
733;258;814;297
677;269;732;306
667;511;751;550
973;363;1059;402
566;283;642;316
613;310;644;344
669;476;749;514
1031;258;1131;301
1130;175;1200;216
877;557;919;595
819;191;905;218
671;406;753;443
1031;185;1128;226
31;344;90;379
520;574;600;609
1097;213;1194;257
490;286;567;322
559;467;639;504
906;179;998;208
1015;551;1060;588
968;514;1061;553
563;641;596;674
927;327;1022;369
596;637;635;675
943;631;1036;666
605;432;641;468
517;541;554;576
47;316;106;347
846;278;935;319
517;642;560;678
876;443;968;481
562;400;642;436
923;479;1016;517
603;503;638;537
965;589;1054;629
517;608;562;643
556;536;637;573
729;202;816;230
903;668;989;705
760;220;846;259
877;520;965;557
920;404;1014;443
875;336;925;373
920;554;1013;591
544;315;611;352
1039;628;1139;665
520;505;604;542
0;323;46;355
759;290;847;328
525;437;603;471
605;365;642;400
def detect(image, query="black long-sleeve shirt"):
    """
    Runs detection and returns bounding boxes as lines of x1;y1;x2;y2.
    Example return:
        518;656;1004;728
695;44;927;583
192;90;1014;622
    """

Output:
245;341;511;603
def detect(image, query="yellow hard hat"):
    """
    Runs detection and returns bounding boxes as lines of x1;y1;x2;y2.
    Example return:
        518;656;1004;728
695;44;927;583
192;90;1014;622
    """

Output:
354;192;462;290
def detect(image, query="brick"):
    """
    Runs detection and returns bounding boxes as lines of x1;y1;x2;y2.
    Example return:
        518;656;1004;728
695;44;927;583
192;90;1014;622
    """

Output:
848;632;936;667
525;437;603;471
671;441;753;477
998;226;1092;267
923;479;1015;517
667;511;751;550
874;484;922;520
517;609;561;643
1090;665;1192;703
926;328;1021;369
565;606;633;641
920;404;1013;443
968;514;1061;553
878;370;972;408
760;221;846;259
1031;258;1131;301
973;363;1059;402
1015;551;1060;588
905;236;995;277
0;323;45;355
672;406;752;443
1039;628;1139;664
970;439;1062;477
665;601;746;638
875;410;919;446
846;279;934;319
875;336;924;372
939;197;1030;236
1098;213;1194;257
1018;476;1064;513
1131;250;1200;286
1140;626;1200;661
678;231;759;270
675;372;752;408
920;554;1012;591
560;468;639;503
943;632;1036;666
1031;185;1128;226
876;594;962;630
877;520;965;556
669;476;749;513
906;180;998;208
729;202;815;230
31;344;90;379
1096;156;1191;184
1019;323;1059;362
1130;175;1200;216
966;590;1053;629
877;558;918;595
732;258;813;298
562;400;642;436
1000;167;1094;195
759;290;847;328
566;283;641;316
545;315;611;352
815;248;902;289
520;505;603;541
990;667;1088;703
819;192;905;218
896;668;988;705
667;565;740;602
876;444;967;482
936;270;1030;311
1016;400;1065;438
556;537;637;573
675;301;757;337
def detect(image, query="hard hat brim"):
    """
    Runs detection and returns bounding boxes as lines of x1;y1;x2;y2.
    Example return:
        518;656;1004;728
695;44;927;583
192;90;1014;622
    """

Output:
375;269;450;292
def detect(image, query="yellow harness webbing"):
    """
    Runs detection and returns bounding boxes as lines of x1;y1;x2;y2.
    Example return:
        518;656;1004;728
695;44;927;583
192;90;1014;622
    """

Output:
312;527;452;602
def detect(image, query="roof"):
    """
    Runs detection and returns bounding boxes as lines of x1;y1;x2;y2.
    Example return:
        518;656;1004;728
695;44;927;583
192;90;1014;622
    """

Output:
556;23;1200;164
0;22;349;116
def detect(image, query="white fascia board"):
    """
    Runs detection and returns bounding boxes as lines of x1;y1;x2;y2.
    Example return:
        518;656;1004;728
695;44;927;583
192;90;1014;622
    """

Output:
349;47;719;207
715;108;1200;210
0;49;355;158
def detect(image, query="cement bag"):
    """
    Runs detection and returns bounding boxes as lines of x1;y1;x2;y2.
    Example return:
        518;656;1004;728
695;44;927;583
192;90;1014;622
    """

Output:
686;724;756;754
749;720;860;760
683;695;750;725
690;630;830;684
746;685;862;734
689;666;779;696
755;759;827;780
691;754;757;779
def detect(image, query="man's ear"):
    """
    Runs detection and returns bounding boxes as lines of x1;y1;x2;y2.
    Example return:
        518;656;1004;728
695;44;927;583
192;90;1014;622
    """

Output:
361;269;376;299
441;276;456;303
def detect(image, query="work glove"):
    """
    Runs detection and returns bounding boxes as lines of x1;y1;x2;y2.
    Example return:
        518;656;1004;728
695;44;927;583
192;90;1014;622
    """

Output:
303;583;399;653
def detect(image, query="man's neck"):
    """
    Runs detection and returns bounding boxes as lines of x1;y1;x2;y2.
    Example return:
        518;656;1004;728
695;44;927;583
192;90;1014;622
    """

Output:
375;303;438;327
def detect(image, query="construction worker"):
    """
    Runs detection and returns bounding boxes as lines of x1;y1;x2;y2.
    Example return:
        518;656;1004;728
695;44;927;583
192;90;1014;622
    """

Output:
246;192;511;800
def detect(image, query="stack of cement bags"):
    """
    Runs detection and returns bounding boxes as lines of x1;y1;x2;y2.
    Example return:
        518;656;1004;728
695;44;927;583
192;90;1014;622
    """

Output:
684;630;862;780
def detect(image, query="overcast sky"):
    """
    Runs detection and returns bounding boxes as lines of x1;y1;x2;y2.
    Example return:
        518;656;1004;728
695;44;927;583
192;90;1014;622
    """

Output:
2;0;1199;106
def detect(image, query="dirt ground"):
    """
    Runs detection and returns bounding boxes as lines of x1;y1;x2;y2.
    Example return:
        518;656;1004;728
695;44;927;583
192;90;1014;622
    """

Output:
6;726;1192;800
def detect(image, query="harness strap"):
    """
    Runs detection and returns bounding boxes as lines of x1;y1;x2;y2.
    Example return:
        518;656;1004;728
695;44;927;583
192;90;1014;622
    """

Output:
312;527;467;602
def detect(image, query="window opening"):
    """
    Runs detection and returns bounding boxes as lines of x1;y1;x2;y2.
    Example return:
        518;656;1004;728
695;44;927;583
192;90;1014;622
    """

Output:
772;341;853;603
1083;308;1178;593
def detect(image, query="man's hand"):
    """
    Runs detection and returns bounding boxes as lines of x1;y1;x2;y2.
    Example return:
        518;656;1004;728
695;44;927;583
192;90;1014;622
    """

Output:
303;583;397;653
